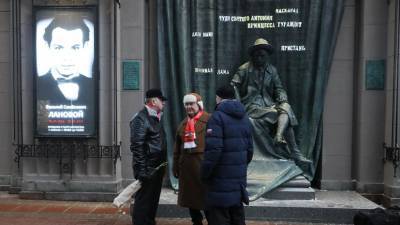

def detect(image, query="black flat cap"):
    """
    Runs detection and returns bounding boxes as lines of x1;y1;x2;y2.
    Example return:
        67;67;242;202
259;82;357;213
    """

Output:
146;88;167;101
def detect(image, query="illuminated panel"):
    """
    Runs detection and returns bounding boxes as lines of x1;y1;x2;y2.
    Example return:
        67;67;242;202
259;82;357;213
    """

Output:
35;7;97;137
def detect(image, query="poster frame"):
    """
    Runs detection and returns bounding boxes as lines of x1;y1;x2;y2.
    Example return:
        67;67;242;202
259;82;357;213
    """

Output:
33;5;99;138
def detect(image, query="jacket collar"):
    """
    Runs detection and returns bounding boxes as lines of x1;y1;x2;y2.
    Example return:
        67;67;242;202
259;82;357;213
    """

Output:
145;105;158;117
248;62;273;74
137;106;162;123
145;105;163;121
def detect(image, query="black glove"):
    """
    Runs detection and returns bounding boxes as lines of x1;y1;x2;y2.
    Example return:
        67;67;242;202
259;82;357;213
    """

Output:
137;174;150;182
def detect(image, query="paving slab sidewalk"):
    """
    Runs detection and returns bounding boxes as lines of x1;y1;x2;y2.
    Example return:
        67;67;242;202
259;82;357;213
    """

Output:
0;191;361;225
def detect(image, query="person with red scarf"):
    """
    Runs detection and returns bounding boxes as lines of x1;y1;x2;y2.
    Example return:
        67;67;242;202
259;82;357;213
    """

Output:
173;93;210;225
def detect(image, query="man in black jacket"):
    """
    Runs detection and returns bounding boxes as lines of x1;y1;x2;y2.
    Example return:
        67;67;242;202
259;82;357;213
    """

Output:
130;88;167;225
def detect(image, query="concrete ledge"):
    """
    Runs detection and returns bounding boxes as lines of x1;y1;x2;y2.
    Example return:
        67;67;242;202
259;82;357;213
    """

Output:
319;179;355;190
0;175;10;186
257;176;315;200
263;187;315;200
362;193;383;205
158;188;380;224
0;175;11;191
280;176;311;188
382;194;400;207
33;0;99;6
0;185;9;191
156;204;372;223
19;191;44;200
19;179;123;201
383;184;400;207
384;184;400;198
16;188;380;223
19;191;117;202
356;182;384;194
8;186;21;194
21;179;123;193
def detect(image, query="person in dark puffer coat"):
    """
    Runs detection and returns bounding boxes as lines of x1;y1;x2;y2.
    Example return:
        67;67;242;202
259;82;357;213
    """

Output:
201;85;253;225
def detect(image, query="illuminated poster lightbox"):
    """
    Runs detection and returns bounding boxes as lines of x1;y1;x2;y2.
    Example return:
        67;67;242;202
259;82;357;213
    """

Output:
35;7;97;137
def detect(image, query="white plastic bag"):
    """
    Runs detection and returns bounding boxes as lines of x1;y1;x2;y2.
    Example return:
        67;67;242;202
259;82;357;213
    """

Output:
112;162;167;208
112;180;142;208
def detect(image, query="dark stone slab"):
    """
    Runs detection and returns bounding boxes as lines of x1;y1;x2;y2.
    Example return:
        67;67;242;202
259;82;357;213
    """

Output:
280;176;311;188
157;189;380;224
0;185;10;191
8;186;21;194
45;192;117;202
382;194;400;207
156;204;372;224
19;191;118;202
263;187;315;200
19;191;44;200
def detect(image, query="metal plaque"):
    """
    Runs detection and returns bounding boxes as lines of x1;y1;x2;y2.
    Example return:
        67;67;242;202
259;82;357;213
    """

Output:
122;60;140;90
366;60;385;90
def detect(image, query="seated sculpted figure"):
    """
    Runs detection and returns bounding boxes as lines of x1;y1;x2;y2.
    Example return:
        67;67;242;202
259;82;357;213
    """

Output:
231;38;311;170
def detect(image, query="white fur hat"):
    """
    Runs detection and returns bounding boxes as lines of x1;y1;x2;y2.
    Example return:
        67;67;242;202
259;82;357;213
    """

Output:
183;93;204;110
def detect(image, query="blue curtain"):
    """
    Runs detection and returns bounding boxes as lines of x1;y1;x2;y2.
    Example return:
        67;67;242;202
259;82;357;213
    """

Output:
157;0;344;200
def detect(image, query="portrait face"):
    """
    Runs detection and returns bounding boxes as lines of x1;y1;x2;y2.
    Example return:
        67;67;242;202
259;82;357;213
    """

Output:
251;49;269;68
184;101;200;117
49;27;85;78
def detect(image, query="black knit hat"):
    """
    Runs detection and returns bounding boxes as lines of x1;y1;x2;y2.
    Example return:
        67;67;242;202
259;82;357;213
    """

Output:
146;88;167;101
216;85;235;99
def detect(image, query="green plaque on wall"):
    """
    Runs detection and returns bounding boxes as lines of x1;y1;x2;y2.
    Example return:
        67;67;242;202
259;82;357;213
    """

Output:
366;60;385;90
123;60;140;90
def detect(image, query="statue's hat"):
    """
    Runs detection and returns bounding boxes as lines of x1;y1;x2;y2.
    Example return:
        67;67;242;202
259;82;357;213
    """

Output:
248;38;274;55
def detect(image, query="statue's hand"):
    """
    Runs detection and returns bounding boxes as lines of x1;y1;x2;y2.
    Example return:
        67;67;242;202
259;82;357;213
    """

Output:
274;134;287;145
276;95;288;103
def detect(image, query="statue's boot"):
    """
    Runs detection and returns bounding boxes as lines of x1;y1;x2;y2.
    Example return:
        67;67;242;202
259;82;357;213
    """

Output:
292;151;313;176
284;127;313;176
274;113;289;145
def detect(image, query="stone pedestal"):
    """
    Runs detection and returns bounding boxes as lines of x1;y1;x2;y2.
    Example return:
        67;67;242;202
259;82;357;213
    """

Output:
19;179;122;201
158;188;378;224
262;176;315;200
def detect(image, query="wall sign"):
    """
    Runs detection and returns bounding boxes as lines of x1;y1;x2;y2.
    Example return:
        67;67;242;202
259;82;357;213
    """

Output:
366;60;385;90
122;60;140;90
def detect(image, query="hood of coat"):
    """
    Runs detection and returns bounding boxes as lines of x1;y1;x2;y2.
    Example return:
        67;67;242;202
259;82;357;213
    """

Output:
216;99;246;119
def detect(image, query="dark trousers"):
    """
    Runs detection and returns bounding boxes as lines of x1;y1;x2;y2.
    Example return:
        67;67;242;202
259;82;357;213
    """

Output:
189;208;209;225
207;204;245;225
131;168;165;225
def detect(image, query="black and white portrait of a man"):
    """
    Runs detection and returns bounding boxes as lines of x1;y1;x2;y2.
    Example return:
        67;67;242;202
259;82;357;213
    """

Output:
37;15;94;103
35;9;96;136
